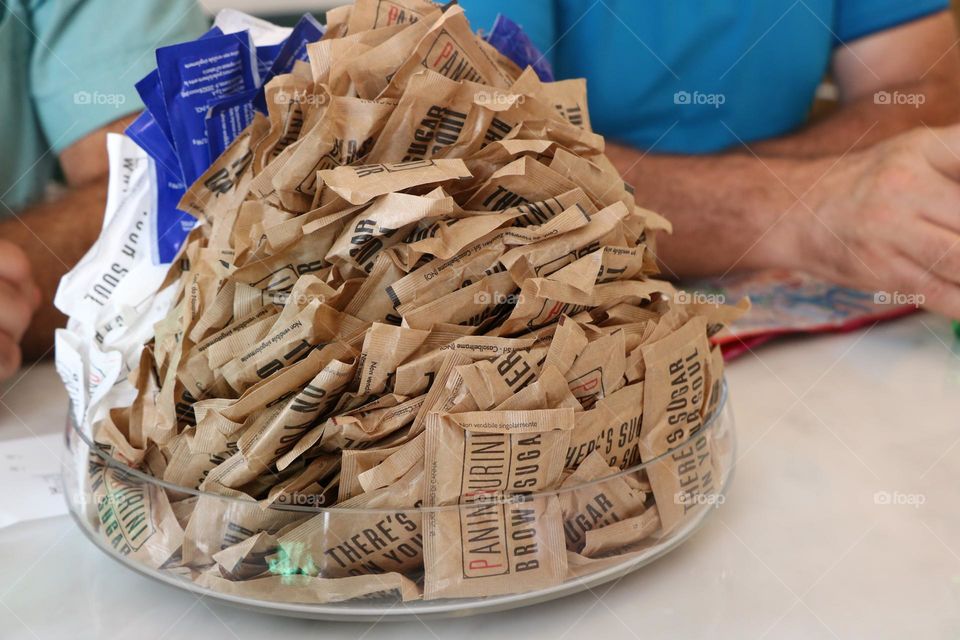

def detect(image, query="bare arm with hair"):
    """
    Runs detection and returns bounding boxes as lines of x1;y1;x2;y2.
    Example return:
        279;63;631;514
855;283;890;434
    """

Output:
605;11;960;317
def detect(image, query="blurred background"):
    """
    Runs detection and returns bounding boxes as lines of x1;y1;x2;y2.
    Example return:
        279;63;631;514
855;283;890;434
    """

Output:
197;0;960;24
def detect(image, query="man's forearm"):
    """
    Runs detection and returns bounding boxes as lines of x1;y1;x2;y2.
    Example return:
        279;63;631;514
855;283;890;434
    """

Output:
611;146;823;279
753;76;960;157
0;181;107;358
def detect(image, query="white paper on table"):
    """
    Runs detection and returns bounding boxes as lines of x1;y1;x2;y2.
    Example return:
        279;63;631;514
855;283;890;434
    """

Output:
0;434;67;529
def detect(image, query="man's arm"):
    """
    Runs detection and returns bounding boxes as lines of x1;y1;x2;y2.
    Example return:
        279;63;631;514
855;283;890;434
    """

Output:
606;11;960;317
0;115;135;362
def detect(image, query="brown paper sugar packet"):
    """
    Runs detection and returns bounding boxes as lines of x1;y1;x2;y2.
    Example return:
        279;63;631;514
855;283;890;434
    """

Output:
565;330;627;410
424;409;573;505
264;453;341;508
494;365;581;412
212;531;278;581
347;12;442;100
549;148;633;212
275;393;412;470
338;445;401;501
422;492;566;600
255;75;320;175
462;156;578;212
219;357;357;489
702;344;726;421
195;570;421;603
354;323;431;395
392;334;536;397
308;22;408;87
386;229;507;310
94;409;147;467
566;381;645;471
367;70;473;163
340;251;406;324
317;394;423;453
325;189;460;277
453;344;546;411
581;506;661;558
507;117;606;158
401;270;517;331
220;301;368;393
511;67;593;131
87;455;184;570
499;202;630;281
381;5;512;100
179;114;270;224
318;158;472;206
277;462;425;579
161;408;246;490
323;4;352;38
271;96;396;212
558;451;647;552
348;0;439;33
182;485;304;567
543;315;590;376
356;431;424;493
639;317;715;534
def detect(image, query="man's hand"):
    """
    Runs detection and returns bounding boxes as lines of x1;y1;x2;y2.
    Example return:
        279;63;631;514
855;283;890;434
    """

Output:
798;126;960;317
0;240;41;381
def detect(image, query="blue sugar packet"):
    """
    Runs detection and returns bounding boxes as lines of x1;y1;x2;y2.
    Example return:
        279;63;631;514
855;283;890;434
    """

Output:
126;111;182;179
254;14;324;112
485;14;555;82
256;42;284;77
156;31;260;185
151;161;193;265
205;89;259;161
135;27;226;150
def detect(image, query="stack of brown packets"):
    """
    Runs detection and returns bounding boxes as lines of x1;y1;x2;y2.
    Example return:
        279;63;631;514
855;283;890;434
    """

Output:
86;0;746;604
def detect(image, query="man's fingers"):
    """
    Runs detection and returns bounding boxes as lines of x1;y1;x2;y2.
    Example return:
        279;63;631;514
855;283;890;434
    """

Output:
0;279;35;342
920;125;960;181
890;252;960;318
0;239;32;285
895;219;960;287
0;332;22;383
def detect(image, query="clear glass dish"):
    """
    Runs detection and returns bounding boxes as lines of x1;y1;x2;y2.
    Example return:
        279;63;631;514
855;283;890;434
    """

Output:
62;382;735;621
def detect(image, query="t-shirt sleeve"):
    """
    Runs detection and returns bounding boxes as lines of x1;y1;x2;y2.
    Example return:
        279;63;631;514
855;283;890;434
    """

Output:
835;0;949;43
28;0;208;153
457;0;559;68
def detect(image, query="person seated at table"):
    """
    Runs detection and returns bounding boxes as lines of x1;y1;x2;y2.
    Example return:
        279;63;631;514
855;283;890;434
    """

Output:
463;0;960;316
0;0;206;383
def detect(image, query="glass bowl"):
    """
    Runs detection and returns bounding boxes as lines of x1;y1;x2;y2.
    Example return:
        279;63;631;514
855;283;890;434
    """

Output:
62;381;735;621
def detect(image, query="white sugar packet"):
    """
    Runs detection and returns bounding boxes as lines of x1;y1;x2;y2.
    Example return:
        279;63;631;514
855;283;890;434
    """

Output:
54;134;175;434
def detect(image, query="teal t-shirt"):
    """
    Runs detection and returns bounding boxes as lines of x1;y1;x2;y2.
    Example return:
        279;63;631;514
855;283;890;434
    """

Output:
461;0;948;153
0;0;207;213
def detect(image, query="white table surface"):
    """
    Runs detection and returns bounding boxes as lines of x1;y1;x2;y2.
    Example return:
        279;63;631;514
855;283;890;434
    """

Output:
1;313;959;639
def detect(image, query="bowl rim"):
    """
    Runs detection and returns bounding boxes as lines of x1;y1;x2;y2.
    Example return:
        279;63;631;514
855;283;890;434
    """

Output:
68;379;730;515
